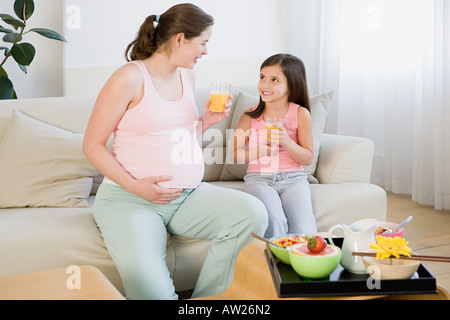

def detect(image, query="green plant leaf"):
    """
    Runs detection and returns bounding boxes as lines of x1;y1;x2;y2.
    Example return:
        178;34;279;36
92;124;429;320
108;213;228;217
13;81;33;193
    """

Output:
0;14;26;29
18;63;27;74
0;75;14;99
2;32;22;43
29;28;67;42
0;66;8;77
11;42;35;66
14;0;35;21
0;25;14;34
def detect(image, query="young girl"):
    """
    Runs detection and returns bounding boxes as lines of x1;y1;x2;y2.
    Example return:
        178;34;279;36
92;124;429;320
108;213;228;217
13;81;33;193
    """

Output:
83;4;267;300
233;53;316;238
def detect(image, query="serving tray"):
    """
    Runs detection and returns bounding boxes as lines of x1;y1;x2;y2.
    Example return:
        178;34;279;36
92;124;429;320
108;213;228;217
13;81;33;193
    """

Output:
265;238;438;297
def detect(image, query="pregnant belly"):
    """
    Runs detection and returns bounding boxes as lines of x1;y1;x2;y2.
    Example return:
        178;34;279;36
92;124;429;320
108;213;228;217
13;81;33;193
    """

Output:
114;137;205;188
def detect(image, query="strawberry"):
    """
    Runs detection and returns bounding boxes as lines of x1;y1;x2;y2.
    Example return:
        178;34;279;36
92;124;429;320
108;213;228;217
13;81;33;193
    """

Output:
307;235;327;253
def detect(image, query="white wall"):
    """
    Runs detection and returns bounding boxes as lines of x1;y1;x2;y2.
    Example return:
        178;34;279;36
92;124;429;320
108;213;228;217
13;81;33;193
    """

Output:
1;0;64;99
1;1;287;99
62;0;285;96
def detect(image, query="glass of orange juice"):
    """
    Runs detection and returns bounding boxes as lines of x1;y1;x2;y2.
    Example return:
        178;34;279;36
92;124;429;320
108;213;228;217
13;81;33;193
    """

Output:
265;117;282;143
209;82;231;113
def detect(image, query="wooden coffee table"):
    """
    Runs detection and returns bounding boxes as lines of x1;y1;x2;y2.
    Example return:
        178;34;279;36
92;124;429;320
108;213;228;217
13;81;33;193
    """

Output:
198;241;450;300
0;265;124;300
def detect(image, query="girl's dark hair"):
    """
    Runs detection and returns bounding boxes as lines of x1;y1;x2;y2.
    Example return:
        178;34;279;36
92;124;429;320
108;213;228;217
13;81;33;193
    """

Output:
125;3;214;61
246;53;311;119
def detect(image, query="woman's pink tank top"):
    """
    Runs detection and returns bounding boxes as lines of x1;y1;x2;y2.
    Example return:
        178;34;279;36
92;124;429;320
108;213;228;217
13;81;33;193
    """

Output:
247;102;304;173
104;60;204;188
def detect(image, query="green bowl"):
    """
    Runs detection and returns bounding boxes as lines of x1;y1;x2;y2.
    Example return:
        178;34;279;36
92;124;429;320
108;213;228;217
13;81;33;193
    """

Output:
289;243;341;279
268;234;305;265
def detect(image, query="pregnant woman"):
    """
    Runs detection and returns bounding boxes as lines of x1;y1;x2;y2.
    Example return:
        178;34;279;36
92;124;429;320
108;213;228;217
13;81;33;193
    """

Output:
83;4;267;300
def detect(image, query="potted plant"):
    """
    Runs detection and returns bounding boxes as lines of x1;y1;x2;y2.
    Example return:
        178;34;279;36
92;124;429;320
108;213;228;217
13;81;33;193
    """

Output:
0;0;66;99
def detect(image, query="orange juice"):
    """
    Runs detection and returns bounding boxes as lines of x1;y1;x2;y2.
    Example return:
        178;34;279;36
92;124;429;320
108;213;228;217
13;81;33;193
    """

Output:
265;125;280;142
209;93;230;113
265;117;282;143
265;125;280;131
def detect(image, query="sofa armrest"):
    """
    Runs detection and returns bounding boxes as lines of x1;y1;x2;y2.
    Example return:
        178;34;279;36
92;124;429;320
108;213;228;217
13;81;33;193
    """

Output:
315;134;374;184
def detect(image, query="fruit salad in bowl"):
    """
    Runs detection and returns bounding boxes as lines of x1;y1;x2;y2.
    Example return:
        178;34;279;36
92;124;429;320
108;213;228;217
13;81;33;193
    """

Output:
374;221;403;239
269;234;307;265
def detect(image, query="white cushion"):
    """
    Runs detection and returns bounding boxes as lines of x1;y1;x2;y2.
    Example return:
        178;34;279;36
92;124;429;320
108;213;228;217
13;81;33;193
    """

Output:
0;110;98;208
310;182;387;232
316;134;374;184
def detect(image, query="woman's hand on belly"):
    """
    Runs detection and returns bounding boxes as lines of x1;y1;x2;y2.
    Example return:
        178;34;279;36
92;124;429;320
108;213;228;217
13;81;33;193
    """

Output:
129;176;183;204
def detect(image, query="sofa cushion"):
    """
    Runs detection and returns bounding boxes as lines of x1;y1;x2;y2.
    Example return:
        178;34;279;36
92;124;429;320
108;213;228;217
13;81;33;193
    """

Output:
0;196;124;293
0;110;98;208
310;182;387;232
219;91;334;183
306;91;334;182
219;92;257;181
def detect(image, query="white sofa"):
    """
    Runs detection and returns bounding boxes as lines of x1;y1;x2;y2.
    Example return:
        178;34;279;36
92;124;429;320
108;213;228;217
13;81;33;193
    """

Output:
0;85;387;296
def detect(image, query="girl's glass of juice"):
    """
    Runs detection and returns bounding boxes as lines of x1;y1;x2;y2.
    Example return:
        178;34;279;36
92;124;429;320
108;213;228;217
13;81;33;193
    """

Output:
265;117;282;143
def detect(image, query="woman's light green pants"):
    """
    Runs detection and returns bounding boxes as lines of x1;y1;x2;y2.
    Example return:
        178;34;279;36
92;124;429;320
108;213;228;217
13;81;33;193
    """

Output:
93;182;268;300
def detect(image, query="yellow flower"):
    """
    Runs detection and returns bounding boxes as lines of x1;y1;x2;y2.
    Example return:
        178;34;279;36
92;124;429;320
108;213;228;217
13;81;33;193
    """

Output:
370;236;412;260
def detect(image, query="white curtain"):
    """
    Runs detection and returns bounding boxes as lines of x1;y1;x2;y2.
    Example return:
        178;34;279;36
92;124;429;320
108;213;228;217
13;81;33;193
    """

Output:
282;0;450;210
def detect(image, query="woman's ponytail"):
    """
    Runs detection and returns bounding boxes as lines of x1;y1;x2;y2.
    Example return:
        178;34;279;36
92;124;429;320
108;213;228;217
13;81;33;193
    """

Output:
125;15;159;62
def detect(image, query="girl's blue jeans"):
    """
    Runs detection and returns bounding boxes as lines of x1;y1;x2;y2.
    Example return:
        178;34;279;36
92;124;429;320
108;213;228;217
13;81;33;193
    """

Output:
244;171;316;238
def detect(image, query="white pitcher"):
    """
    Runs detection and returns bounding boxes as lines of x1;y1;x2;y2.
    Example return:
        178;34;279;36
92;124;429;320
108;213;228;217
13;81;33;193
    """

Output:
328;218;378;274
